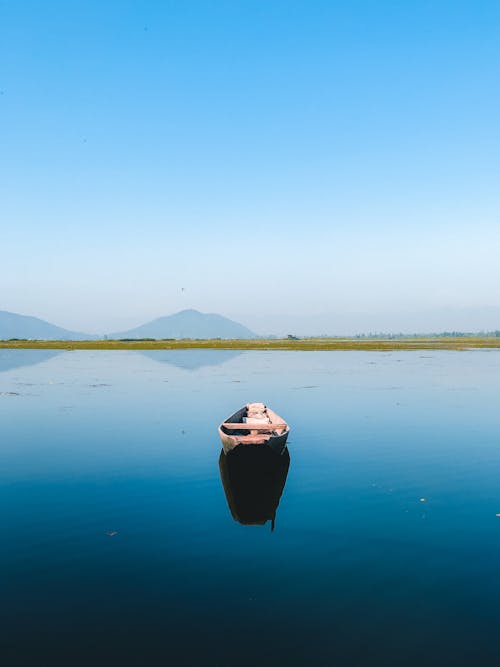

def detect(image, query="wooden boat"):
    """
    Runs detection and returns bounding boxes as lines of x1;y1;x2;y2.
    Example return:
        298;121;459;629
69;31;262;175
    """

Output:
218;402;290;455
219;446;290;529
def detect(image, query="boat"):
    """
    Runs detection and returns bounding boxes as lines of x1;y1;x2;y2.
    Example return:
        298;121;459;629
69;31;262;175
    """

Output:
219;446;290;529
218;402;290;455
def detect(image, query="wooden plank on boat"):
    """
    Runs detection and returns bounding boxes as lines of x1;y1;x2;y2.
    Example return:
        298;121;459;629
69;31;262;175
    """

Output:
230;434;270;443
222;423;287;430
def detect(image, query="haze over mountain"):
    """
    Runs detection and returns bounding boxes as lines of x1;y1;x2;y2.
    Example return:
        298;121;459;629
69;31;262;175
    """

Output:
4;306;499;341
0;310;92;341
111;309;256;340
0;309;255;340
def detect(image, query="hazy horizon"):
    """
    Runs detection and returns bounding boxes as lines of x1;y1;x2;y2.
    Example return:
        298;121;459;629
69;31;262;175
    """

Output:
4;305;500;338
2;1;499;331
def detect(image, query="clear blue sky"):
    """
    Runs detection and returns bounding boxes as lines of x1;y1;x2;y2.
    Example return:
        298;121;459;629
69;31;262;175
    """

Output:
1;0;499;334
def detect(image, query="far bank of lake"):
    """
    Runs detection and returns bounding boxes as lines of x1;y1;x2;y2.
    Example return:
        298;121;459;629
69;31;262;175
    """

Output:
2;337;500;351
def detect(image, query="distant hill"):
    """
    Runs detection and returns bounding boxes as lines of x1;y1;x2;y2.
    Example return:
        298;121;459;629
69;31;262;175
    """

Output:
0;310;91;341
111;309;256;340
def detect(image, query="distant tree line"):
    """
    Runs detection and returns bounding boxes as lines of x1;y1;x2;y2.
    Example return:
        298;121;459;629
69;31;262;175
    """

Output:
350;331;500;339
278;331;500;340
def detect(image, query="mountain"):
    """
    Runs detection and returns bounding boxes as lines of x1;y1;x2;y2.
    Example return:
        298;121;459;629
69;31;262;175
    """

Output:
0;310;91;340
112;309;256;339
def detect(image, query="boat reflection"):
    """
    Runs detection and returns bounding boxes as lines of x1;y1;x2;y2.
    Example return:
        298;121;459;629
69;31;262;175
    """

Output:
219;446;290;530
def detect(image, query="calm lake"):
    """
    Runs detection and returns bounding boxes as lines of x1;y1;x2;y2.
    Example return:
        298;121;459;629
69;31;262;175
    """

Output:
2;349;500;666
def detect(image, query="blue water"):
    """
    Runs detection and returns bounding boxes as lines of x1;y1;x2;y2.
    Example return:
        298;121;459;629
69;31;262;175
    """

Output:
2;349;500;666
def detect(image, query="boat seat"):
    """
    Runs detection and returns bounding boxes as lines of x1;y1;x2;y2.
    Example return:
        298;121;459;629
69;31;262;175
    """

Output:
222;422;287;430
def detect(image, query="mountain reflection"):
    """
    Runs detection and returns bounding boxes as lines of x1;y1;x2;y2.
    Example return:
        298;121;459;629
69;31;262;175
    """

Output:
0;350;62;373
141;349;242;371
219;446;290;529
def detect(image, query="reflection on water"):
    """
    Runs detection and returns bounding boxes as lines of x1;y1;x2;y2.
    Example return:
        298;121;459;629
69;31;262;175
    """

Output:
0;349;61;373
141;349;242;370
219;446;290;529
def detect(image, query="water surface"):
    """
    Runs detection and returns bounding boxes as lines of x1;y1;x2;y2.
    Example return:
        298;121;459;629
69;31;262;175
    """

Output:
1;349;500;666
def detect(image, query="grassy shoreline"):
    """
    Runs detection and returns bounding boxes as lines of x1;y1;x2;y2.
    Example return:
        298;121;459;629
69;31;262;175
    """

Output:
1;338;500;351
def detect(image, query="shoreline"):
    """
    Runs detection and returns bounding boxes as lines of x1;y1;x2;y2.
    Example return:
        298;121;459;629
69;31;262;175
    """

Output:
1;338;500;351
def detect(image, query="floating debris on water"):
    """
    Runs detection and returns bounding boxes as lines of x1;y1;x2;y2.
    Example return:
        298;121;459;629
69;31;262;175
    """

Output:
420;498;427;502
106;530;118;537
